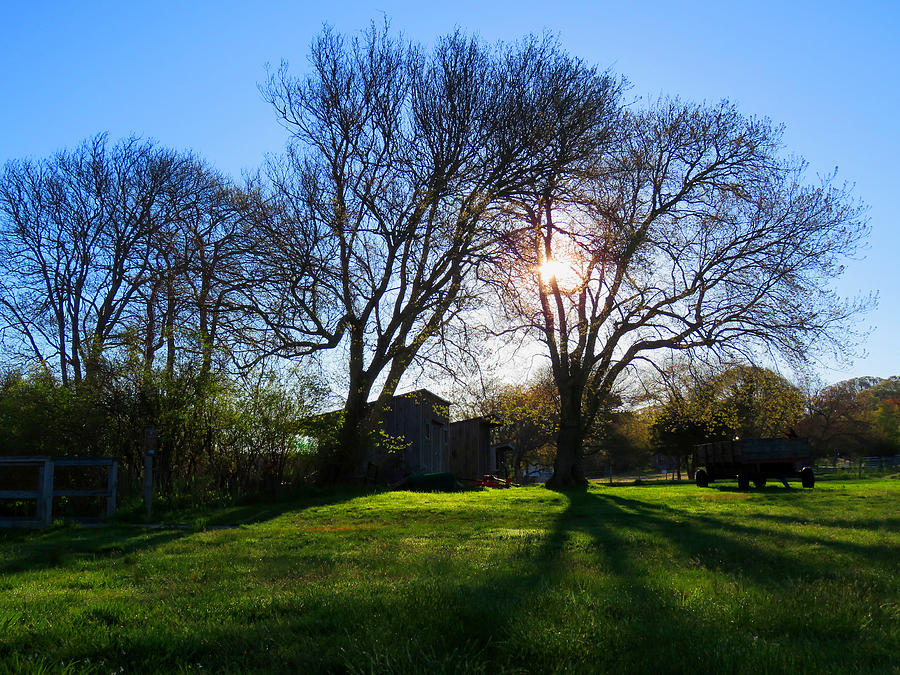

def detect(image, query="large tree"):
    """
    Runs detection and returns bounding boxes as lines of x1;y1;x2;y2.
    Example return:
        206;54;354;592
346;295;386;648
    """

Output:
0;134;248;383
132;169;257;378
490;98;870;488
244;26;618;481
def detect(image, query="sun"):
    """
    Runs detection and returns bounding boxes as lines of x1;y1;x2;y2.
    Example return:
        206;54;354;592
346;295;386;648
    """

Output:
539;259;567;282
538;257;581;289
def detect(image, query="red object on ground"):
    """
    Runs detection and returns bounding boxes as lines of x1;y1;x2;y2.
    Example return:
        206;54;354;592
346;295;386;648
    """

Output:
476;474;512;488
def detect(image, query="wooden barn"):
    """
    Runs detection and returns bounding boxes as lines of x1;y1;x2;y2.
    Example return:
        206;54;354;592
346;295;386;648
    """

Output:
372;389;451;482
448;417;503;480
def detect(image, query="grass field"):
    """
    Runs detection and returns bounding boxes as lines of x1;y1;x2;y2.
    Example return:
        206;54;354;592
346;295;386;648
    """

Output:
0;478;898;674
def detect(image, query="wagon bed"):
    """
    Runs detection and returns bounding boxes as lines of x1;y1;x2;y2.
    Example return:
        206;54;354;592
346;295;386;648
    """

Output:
693;438;814;489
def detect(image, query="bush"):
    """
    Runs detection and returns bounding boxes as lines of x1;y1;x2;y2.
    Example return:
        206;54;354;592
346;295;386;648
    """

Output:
0;364;329;506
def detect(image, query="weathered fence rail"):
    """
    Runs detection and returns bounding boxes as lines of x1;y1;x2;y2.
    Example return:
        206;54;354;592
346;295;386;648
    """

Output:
863;455;900;470
0;456;118;528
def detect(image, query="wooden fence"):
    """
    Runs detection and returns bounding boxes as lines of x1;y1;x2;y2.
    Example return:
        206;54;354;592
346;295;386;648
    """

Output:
0;456;118;528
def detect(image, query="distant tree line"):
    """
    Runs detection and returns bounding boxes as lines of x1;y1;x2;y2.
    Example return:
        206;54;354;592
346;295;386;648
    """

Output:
799;375;900;461
471;364;899;482
0;21;874;494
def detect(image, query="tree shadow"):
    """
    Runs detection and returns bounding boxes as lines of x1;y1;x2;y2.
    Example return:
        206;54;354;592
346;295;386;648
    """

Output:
0;486;379;576
0;526;187;576
2;487;895;673
199;486;378;526
590;491;900;591
749;511;900;531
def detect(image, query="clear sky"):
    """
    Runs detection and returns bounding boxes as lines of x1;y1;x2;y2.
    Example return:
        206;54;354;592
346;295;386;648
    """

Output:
2;0;897;384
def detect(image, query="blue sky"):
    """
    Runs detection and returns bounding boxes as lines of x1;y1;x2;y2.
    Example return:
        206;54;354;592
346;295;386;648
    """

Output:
2;0;897;384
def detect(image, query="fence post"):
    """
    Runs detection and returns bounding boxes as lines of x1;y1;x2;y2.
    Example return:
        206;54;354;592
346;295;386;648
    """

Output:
143;428;157;518
38;459;55;527
106;460;118;519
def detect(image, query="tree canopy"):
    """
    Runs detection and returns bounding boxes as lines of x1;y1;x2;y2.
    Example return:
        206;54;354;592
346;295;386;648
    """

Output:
486;94;870;487
0;22;874;488
799;375;900;458
647;361;804;474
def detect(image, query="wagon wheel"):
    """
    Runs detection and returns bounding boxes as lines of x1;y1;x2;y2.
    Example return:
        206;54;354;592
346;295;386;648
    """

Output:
800;467;815;489
695;469;709;488
752;477;766;489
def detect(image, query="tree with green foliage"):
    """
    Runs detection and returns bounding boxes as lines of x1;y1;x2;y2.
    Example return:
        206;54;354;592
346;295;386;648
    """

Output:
872;398;900;451
471;371;559;482
581;406;655;480
648;361;804;477
799;376;900;460
0;362;328;503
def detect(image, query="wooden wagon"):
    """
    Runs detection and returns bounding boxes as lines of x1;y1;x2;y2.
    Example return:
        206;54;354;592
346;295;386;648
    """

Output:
693;438;814;489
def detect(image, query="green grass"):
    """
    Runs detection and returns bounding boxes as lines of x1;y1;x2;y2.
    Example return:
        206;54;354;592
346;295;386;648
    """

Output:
0;479;898;674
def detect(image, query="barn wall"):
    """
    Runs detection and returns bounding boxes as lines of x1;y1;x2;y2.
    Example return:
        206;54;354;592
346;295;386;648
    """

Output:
449;418;496;481
376;390;450;481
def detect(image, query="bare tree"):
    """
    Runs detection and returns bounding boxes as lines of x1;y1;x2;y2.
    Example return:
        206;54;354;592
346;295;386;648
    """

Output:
0;134;245;384
0;136;174;382
133;168;256;377
491;99;871;488
245;26;604;481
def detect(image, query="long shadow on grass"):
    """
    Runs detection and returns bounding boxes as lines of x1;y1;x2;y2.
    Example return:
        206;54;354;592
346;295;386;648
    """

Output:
475;488;897;673
261;489;839;670
94;490;629;673
399;488;847;672
0;527;188;576
7;487;895;673
131;484;382;528
0;486;379;577
163;490;893;671
598;491;900;582
200;485;380;526
749;512;900;531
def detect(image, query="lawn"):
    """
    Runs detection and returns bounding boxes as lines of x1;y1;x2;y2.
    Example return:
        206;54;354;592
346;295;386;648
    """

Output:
0;479;897;673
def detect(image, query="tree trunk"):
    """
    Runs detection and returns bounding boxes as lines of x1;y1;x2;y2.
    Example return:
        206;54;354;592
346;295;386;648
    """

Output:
546;377;589;489
198;272;213;378
143;284;159;375
546;420;588;489
318;369;373;485
164;274;176;377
